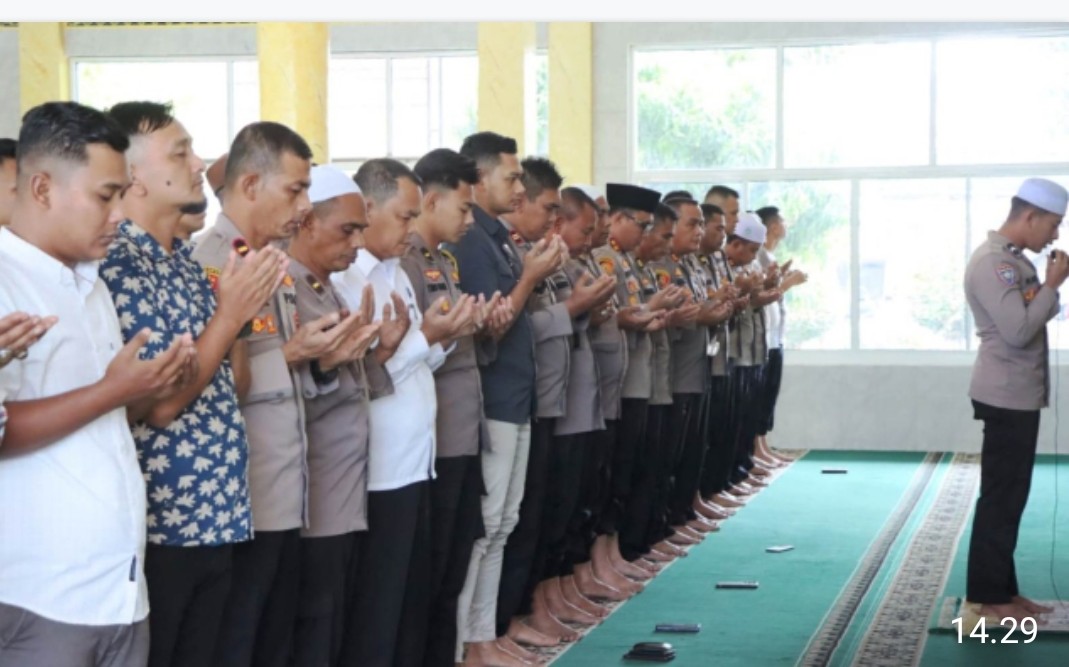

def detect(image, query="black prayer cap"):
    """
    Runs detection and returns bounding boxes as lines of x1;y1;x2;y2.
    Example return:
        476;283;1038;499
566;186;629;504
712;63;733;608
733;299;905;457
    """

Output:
606;183;662;214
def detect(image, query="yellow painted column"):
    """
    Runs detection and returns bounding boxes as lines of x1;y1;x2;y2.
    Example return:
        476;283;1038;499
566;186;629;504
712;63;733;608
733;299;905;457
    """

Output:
257;22;329;163
477;22;534;155
18;22;70;114
548;22;593;184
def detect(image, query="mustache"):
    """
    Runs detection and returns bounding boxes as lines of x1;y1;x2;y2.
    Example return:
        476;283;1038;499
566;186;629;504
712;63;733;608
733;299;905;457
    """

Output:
179;199;209;215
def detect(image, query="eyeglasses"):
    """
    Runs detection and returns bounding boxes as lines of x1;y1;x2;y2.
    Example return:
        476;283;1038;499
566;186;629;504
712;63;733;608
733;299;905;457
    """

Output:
621;211;653;230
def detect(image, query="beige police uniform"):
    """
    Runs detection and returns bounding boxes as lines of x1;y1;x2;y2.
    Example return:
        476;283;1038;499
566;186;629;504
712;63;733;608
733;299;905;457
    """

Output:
593;241;651;402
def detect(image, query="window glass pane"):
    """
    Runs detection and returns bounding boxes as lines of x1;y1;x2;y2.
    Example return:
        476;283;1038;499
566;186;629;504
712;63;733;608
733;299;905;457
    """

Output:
937;37;1069;164
747;181;852;350
329;58;388;159
75;60;232;158
231;60;260;142
390;58;431;158
859;178;967;350
783;42;930;167
525;53;549;157
440;56;479;151
634;48;775;170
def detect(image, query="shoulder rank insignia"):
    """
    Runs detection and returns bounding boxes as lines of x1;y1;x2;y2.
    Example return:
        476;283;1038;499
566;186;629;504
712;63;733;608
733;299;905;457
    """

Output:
996;262;1017;286
441;248;461;283
305;273;325;295
421;247;435;265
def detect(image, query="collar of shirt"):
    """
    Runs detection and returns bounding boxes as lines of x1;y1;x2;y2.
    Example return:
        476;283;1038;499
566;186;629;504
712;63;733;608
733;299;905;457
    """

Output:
989;230;1024;257
356;247;400;286
120;220;192;263
0;227;99;299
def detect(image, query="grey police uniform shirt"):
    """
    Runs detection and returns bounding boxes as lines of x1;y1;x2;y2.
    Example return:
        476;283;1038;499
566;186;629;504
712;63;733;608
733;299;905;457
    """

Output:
580;251;627;421
698;252;731;377
654;253;710;396
966;230;1060;411
747;258;770;366
400;231;490;459
290;258;393;537
728;258;760;368
555;257;606;437
505;224;574;419
191;213;310;532
593;242;651;402
637;256;674;406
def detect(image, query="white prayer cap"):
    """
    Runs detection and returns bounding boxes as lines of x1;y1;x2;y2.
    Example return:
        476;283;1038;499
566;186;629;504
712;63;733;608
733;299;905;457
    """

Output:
308;165;362;205
1016;178;1068;216
734;212;767;244
572;184;604;203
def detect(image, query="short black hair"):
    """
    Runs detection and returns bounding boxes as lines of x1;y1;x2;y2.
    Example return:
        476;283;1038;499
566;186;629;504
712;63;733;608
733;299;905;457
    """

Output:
414;148;478;191
755;206;781;225
701;203;724;220
459;131;518;172
705;185;740;200
0;138;16;162
664;196;702;221
225;121;312;189
653;203;678;227
1008;196;1058;219
17;102;129;176
106;101;176;138
520;156;563;202
354;158;423;204
662;189;696;204
560;186;595;220
726;233;758;246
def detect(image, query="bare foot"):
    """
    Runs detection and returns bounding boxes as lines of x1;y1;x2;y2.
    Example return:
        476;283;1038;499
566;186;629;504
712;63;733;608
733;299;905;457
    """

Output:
1013;595;1055;614
978;601;1033;622
686;517;720;533
529;592;579;642
644;547;674;562
562;574;611;616
587;557;643;597
653;540;687;557
604;535;653;581
714;492;746;508
508;618;560;648
463;639;530;667
543;578;599;625
497;636;543;664
638;558;664;572
694;499;731;521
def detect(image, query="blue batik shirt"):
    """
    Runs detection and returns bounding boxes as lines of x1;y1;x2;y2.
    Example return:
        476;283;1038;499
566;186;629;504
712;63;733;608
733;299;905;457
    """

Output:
101;221;252;547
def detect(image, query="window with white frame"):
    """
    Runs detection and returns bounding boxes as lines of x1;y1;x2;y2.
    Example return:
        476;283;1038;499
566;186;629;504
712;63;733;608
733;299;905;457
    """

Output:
329;53;478;171
632;32;1069;352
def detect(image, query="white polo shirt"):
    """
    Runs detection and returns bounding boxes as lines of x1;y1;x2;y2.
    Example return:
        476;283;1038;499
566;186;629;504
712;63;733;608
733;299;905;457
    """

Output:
333;249;446;491
0;228;148;626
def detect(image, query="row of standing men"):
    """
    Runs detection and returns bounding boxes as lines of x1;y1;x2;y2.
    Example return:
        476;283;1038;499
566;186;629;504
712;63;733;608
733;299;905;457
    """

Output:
0;101;805;667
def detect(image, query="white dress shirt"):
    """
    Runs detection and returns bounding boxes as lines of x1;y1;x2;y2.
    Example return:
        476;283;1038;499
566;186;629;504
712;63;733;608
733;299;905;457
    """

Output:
333;249;446;491
0;228;148;626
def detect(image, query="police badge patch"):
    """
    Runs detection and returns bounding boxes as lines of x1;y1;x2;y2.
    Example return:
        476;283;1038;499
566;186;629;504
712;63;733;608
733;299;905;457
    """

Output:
996;262;1017;286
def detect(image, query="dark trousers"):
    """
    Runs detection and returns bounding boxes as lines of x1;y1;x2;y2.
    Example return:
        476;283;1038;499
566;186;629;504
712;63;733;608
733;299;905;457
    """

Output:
757;347;784;436
213;530;301;667
611;402;647;536
667;393;707;526
291;532;365;667
566;426;611;569
729;366;764;483
966;400;1040;604
144;544;232;667
539;433;587;580
700;375;735;499
425;456;485;667
590;420;618;537
497;418;554;633
342;481;431;667
643;405;675;550
0;603;148;667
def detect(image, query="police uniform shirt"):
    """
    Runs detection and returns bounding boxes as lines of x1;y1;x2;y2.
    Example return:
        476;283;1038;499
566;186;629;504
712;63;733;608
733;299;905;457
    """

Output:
505;224;573;419
747;258;770;366
728;260;760;369
636;256;673;406
966;230;1060;411
191;213;310;532
592;241;649;402
698;252;731;377
554;257;606;437
290;258;393;537
580;251;628;421
653;253;709;395
400;231;489;458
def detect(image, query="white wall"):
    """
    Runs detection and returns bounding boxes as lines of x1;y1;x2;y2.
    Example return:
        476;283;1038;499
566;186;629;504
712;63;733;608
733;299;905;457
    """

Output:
0;30;19;138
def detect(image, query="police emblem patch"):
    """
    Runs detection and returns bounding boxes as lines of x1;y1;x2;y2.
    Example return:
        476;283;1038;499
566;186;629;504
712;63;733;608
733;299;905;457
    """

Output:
996;262;1017;286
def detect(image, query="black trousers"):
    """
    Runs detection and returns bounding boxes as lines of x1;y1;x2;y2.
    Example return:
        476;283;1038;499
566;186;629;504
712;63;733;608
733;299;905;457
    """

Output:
341;481;431;667
497;418;554;633
729;366;764;484
291;532;365;667
617;399;654;561
539;433;587;580
590;420;618;537
966;400;1041;605
667;393;707;526
643;405;675;550
213;530;301;667
425;456;485;667
145;543;232;667
566;426;612;570
611;401;648;536
757;347;784;436
700;375;735;499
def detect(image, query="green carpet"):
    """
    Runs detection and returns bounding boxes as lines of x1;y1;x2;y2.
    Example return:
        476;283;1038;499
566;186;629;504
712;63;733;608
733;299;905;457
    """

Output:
553;451;931;667
919;455;1069;667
